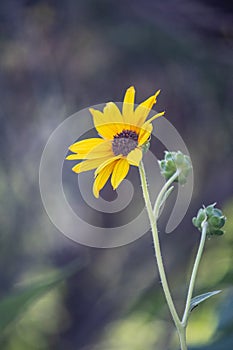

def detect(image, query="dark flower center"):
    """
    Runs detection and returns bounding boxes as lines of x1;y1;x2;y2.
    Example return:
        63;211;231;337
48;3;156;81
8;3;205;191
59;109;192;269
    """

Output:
112;129;138;156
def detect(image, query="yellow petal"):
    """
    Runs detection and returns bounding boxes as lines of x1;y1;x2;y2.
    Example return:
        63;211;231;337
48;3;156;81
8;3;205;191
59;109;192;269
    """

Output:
145;111;165;124
111;158;130;190
66;154;87;160
138;123;153;146
134;90;161;126
123;86;135;106
127;148;142;166
103;102;124;126
84;141;113;159
89;108;119;139
122;86;135;124
138;111;164;146
69;138;104;153
95;155;122;177
68;141;113;160
72;156;111;174
93;162;116;198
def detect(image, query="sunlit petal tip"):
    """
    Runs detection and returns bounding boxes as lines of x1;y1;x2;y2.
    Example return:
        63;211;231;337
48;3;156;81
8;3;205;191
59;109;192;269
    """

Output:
146;110;165;124
68;144;75;152
122;86;136;124
104;101;117;110
68;144;83;153
93;186;100;198
156;110;165;118
123;86;135;104
89;107;96;113
127;85;135;93
89;107;105;121
66;154;81;160
72;164;81;173
88;107;95;116
154;89;161;99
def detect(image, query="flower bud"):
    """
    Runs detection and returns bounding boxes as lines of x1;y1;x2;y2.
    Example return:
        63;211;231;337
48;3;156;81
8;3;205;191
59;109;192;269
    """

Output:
192;203;226;236
158;151;192;185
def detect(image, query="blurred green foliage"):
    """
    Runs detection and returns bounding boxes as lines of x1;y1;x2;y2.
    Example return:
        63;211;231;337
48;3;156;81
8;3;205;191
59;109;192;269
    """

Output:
0;260;82;349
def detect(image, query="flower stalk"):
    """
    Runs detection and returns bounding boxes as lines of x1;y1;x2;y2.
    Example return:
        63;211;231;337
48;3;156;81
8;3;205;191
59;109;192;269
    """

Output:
182;221;208;327
153;169;180;218
139;160;211;350
139;162;182;335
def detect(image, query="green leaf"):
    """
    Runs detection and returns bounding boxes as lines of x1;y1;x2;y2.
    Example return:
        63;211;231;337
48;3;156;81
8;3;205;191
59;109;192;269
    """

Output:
189;290;222;312
0;259;82;337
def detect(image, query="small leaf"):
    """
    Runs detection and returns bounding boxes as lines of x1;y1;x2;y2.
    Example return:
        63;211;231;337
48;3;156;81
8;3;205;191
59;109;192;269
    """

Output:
190;290;221;312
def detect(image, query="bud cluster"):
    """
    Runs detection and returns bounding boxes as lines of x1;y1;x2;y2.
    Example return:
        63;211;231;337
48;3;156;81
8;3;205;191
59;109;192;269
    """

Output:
158;151;192;185
192;203;226;236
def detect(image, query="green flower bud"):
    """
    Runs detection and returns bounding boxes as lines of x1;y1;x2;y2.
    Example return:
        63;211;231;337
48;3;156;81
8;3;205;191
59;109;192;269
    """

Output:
158;151;192;185
192;203;226;236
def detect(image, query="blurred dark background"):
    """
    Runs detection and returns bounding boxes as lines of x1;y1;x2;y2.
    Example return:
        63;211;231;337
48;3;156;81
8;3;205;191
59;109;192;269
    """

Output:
1;0;233;349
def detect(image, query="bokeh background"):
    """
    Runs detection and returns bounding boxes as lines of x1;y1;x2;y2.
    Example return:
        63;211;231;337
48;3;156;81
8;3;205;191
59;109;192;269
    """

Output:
1;0;233;349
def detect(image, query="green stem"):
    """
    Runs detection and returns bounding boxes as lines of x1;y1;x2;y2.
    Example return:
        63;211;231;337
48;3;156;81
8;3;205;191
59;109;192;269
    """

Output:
153;169;180;218
179;329;188;350
182;221;208;326
139;161;207;349
139;162;182;334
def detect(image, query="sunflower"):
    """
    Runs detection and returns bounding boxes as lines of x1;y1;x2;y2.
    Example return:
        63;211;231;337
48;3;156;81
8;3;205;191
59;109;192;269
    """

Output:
66;86;164;198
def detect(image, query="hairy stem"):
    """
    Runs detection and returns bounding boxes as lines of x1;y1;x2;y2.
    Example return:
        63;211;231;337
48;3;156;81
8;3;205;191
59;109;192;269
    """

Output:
182;221;208;326
153;169;180;218
139;162;181;333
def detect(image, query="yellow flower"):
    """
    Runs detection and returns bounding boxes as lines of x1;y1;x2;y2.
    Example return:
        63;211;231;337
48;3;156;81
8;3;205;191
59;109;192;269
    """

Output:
66;86;164;198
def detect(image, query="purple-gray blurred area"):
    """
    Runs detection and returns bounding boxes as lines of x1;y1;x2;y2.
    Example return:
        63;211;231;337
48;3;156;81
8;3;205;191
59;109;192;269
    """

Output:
1;1;233;349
